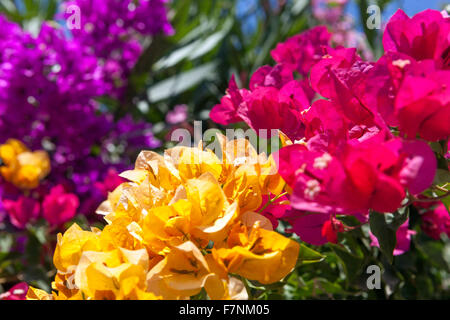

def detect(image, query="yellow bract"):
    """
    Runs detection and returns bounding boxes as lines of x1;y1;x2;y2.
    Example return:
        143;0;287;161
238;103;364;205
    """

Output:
27;134;298;300
0;139;50;189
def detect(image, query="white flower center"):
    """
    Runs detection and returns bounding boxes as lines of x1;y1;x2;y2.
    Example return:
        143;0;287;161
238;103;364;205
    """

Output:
392;59;411;69
304;179;321;200
313;153;332;170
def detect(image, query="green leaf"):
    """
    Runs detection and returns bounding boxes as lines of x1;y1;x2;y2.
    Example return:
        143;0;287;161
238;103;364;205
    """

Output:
154;19;233;70
369;209;409;263
330;243;364;282
433;169;450;186
147;62;218;102
296;244;325;266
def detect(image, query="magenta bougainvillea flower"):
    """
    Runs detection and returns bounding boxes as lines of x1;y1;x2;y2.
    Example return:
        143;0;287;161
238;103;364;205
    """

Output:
3;196;40;230
421;203;450;240
271;26;331;76
383;9;450;69
211;9;447;251
42;185;79;227
0;282;28;300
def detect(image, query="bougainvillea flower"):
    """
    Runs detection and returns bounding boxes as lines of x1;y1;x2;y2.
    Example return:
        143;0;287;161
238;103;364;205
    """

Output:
271;26;331;75
359;52;418;127
421;203;450;240
37;137;297;300
370;219;416;256
3;196;40;229
209;75;250;125
289;210;331;245
383;9;450;69
384;139;437;195
94;168;126;197
276;145;351;214
147;241;224;299
166;104;188;125
42;185;80;227
340;141;406;213
249;64;293;90
0;139;50;190
213;222;299;284
0;282;28;300
236;83;308;141
395;67;450;141
53;224;100;273
302;99;348;153
310;47;360;99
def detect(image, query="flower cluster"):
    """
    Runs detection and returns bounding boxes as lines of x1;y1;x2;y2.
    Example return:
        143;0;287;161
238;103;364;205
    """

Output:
210;9;449;249
0;0;172;229
0;139;80;229
27;136;300;300
62;0;174;97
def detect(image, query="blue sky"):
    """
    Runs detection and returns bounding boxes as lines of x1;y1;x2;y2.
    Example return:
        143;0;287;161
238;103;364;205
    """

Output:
237;0;449;33
346;0;448;27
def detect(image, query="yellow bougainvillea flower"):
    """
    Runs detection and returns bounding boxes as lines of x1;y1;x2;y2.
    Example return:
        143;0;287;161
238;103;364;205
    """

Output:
146;241;225;299
29;135;300;300
0;139;50;189
213;221;300;284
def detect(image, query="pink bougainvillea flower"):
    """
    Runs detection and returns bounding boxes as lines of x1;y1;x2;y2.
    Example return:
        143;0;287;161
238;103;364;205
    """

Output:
249;64;293;90
257;194;291;229
289;210;331;245
421;203;450;240
166;104;188;125
341;142;406;213
271;26;331;75
209;75;250;125
275;144;351;214
395;66;450;141
283;209;345;246
3;196;40;229
276;132;436;215
310;47;376;126
94;168;125;197
370;219;416;256
310;47;360;99
302;99;348;152
42;185;79;227
384;139;437;195
360;52;418;127
383;9;450;69
0;282;28;300
237;82;309;141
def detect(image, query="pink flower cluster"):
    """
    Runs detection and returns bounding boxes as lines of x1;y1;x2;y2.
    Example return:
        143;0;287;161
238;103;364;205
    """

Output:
211;10;450;251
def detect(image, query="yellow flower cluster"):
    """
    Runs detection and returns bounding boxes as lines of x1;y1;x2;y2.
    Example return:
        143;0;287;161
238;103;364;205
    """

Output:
0;139;50;189
27;135;300;300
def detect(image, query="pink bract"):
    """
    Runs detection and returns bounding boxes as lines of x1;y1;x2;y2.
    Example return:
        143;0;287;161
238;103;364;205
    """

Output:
42;185;79;227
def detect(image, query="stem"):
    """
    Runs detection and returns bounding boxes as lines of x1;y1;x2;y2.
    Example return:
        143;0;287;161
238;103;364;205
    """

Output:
258;191;288;214
407;190;450;206
240;276;253;300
